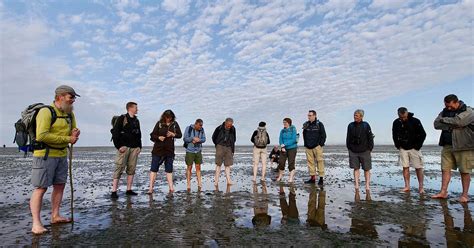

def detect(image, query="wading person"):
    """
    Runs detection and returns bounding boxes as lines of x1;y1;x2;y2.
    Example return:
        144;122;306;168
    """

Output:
110;102;142;199
432;94;473;203
392;107;426;193
148;110;182;194
275;118;298;183
303;110;327;186
212;118;236;186
30;85;80;234
346;109;374;191
183;119;206;191
251;121;270;182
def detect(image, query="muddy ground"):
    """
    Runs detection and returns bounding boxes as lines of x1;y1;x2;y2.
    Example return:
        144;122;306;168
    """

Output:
0;145;472;247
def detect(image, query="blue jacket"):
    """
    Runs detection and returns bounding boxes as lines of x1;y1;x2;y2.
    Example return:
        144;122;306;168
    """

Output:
183;124;206;153
279;125;298;150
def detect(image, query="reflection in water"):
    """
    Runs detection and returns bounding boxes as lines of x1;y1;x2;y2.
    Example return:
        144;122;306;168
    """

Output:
279;185;300;225
306;186;326;230
441;201;474;247
350;190;378;239
398;193;429;247
252;182;271;227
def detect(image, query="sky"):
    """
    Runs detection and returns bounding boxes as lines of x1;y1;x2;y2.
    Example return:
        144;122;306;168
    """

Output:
0;0;473;147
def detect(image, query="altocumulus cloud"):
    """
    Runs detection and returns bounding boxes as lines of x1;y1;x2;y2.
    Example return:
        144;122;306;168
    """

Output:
0;0;473;146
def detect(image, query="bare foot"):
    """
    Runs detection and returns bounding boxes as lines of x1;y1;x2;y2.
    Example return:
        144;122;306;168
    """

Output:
31;224;48;235
419;188;425;194
146;190;153;195
51;216;72;224
459;195;470;203
355;186;359;190
252;178;256;182
186;188;191;192
214;182;218;187
365;187;370;192
227;181;234;185
401;187;410;192
169;187;175;193
432;192;448;199
197;186;202;192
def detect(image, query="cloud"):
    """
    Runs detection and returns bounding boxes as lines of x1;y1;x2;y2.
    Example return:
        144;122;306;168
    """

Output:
113;11;140;33
162;0;191;16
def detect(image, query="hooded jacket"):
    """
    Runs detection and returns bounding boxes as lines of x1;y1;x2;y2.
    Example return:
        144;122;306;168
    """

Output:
150;121;182;156
392;113;426;150
434;101;474;151
346;121;374;153
212;122;236;153
111;113;142;150
279;125;298;150
302;120;326;149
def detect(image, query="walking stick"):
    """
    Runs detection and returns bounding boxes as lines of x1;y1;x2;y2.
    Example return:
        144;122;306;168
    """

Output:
68;144;74;222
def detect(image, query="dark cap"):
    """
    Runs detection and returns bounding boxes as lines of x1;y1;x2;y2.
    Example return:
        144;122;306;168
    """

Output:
55;85;80;97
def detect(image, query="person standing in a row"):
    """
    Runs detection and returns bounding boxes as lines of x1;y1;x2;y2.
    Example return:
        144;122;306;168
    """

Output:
276;118;298;183
303;110;326;186
148;110;182;194
111;102;142;199
251;121;270;182
433;94;473;203
392;107;426;194
346;109;374;191
183;119;206;191
212;118;236;186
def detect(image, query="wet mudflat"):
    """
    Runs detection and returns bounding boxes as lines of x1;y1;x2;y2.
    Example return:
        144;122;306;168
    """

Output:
0;146;472;247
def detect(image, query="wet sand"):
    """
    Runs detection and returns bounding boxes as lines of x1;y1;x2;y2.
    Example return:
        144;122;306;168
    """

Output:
0;146;472;247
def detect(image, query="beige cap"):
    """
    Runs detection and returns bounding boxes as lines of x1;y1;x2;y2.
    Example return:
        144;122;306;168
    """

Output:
55;85;81;97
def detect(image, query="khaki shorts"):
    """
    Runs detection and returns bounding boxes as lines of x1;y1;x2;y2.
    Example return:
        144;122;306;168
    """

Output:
215;144;233;166
441;146;473;174
253;147;267;165
113;147;140;179
399;148;423;169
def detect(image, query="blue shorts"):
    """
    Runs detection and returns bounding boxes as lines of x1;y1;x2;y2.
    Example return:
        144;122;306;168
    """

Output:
150;155;174;173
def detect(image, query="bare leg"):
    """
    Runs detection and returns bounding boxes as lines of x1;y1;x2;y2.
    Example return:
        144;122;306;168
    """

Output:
432;170;451;199
214;165;221;186
126;175;134;191
402;167;410;192
364;170;371;191
261;154;267;181
186;165;192;191
147;172;157;193
30;188;48;234
196;164;202;189
51;184;70;223
354;169;360;190
225;166;233;185
276;170;284;182
459;173;471;203
288;170;296;183
112;179;119;192
166;173;174;193
415;168;425;193
252;160;258;182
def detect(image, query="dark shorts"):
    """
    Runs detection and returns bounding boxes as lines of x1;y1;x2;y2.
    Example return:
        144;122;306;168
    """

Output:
278;148;297;171
215;144;233;166
185;152;203;165
31;156;68;188
150;155;174;173
349;150;372;171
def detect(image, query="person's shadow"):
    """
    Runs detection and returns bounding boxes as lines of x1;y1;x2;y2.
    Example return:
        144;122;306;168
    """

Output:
306;186;327;230
349;190;378;239
440;201;474;247
279;185;299;225
252;182;271;227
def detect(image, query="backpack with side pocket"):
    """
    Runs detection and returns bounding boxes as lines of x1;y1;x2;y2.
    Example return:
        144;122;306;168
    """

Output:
110;115;128;141
254;129;268;147
14;103;72;159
